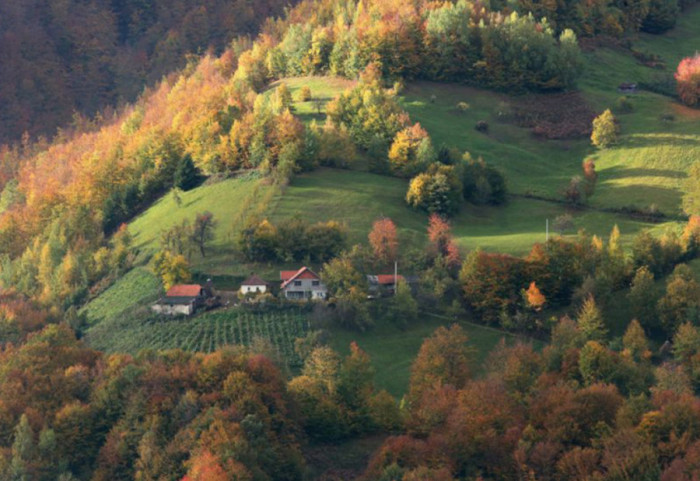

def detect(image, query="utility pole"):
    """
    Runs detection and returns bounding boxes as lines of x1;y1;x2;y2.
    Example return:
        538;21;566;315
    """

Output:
394;260;398;296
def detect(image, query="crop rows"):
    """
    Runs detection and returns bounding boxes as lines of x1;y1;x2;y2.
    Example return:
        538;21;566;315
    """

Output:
90;309;309;367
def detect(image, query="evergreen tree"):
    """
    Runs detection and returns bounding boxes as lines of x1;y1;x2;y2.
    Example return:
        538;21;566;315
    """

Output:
174;154;201;191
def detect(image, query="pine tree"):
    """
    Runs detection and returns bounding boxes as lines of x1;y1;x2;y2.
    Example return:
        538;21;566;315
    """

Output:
174;154;200;191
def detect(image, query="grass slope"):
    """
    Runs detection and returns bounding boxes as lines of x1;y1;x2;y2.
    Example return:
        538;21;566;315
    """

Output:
80;267;162;326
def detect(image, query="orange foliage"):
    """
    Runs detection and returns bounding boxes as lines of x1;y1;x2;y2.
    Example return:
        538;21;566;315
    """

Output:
182;451;230;481
525;281;546;311
368;217;398;264
676;54;700;107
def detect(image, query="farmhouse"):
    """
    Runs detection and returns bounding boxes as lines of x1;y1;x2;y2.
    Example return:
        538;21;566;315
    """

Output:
367;274;405;296
240;274;269;294
280;267;327;300
151;284;208;316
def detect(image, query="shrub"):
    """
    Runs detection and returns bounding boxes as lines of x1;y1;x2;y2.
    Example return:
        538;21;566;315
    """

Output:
298;85;312;102
553;214;575;234
591;109;619;148
456;101;470;112
676;54;700;107
475;120;489;133
406;164;463;217
614;96;634;113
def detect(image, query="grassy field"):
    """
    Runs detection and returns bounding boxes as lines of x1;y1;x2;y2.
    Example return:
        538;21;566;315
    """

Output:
272;168;676;256
330;311;544;397
80;267;162;325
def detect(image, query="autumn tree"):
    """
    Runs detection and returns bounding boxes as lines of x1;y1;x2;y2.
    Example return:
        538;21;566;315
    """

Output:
298;85;312;102
657;264;700;333
406;164;463;217
152;250;192;290
427;214;460;267
525;281;546;311
582;158;598;197
676;54;700;107
408;324;473;403
591;109;619;148
388;123;434;177
577;296;608;341
369;218;398;264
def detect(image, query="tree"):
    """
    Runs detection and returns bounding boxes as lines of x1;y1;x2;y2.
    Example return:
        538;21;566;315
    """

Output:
388;124;433;177
174;154;201;191
552;213;575;235
369;218;398;264
591;109;619;148
427;214;460;267
628;266;658;328
642;0;679;33
675;54;700;107
409;324;473;403
577;296;607;341
152;250;191;290
298;85;312;102
657;264;700;333
9;414;35;481
525;281;546;311
190;212;216;257
582;158;598;197
273;82;293;113
387;280;418;329
623;319;651;362
406;164;463;217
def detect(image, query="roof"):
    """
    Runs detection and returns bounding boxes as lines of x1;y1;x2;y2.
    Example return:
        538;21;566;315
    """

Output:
368;274;405;285
159;296;198;306
166;284;203;298
281;267;321;289
242;274;268;286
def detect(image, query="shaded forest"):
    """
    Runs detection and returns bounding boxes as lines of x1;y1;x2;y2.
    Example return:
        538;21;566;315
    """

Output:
0;0;292;144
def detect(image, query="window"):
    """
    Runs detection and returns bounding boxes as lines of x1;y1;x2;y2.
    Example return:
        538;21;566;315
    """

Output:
294;280;302;286
312;280;320;286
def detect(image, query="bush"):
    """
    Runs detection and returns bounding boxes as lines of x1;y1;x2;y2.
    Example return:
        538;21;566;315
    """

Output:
475;120;489;133
591;109;619;148
676;54;700;107
406;164;463;217
298;85;312;102
456;101;470;112
614;96;634;113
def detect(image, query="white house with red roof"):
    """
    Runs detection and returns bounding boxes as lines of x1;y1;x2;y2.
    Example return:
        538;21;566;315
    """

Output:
280;267;327;300
151;284;208;316
240;274;269;294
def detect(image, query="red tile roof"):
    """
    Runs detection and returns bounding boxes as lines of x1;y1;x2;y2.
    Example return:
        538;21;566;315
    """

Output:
376;274;405;285
280;267;320;289
280;270;299;281
166;284;203;298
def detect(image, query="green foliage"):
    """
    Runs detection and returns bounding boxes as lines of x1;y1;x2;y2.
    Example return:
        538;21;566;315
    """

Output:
406;164;463;217
577;296;608;341
627;266;659;328
173;154;201;191
642;0;680;33
238;217;347;263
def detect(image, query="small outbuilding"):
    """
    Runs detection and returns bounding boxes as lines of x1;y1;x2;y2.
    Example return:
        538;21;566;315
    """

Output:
151;284;208;316
240;274;269;294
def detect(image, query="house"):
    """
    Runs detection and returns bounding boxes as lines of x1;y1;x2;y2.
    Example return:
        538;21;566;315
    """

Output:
280;267;327;300
367;274;419;297
367;274;405;297
240;274;269;295
151;284;208;316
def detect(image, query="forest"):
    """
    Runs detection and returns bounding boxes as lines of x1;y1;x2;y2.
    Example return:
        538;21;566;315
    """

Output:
1;0;700;478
